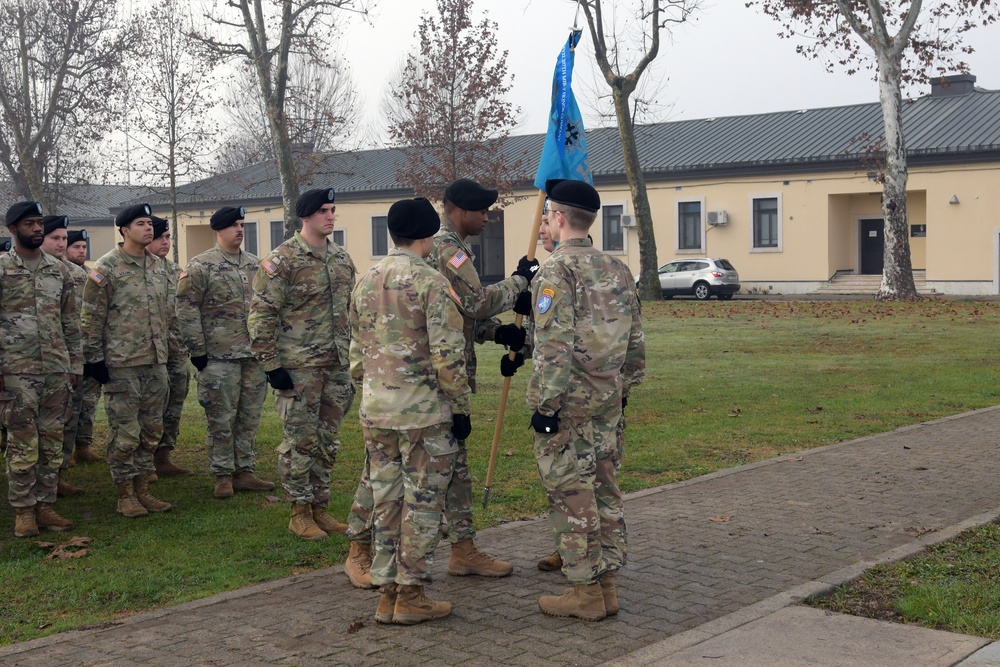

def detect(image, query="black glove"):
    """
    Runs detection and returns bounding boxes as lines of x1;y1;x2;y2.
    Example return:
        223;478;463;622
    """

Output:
512;255;540;283
500;352;525;377
494;324;526;351
265;368;295;391
513;291;533;316
190;354;209;372
451;414;472;441
531;410;560;435
622;395;628;412
83;361;111;385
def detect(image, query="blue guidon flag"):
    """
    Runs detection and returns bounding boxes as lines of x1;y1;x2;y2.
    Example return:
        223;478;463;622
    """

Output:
534;30;593;190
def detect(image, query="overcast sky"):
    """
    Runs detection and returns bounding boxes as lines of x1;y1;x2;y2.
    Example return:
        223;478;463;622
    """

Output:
339;0;1000;141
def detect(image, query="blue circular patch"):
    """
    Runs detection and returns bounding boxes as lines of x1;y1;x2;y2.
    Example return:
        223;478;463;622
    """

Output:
537;294;552;314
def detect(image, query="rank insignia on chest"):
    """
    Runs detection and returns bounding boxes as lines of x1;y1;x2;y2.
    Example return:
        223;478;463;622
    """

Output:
449;251;468;269
261;259;278;275
536;287;555;314
241;273;249;283
87;269;106;285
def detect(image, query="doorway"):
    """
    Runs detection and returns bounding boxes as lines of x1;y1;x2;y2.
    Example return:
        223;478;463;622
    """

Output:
860;219;884;275
467;210;506;284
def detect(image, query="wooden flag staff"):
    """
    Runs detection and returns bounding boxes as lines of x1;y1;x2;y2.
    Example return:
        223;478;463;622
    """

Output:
482;189;546;508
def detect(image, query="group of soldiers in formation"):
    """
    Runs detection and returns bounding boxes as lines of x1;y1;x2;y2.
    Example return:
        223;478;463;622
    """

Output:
1;176;645;625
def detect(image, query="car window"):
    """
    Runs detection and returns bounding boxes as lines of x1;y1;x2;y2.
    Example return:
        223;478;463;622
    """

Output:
693;261;710;271
660;262;680;274
715;259;736;271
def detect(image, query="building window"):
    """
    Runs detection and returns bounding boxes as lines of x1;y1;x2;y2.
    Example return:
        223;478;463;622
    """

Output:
752;197;779;249
333;229;345;246
911;224;926;238
270;220;284;250
243;222;258;255
678;201;702;251
372;216;388;256
602;205;624;252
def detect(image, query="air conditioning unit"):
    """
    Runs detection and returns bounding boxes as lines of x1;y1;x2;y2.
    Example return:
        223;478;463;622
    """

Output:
707;210;729;226
621;214;636;228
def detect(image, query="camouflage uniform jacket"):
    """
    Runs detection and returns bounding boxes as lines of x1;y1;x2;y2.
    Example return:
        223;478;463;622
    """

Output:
427;216;527;390
62;258;88;302
527;237;645;419
81;246;172;368
163;257;186;358
176;245;259;360
349;247;471;430
0;249;82;375
249;231;356;372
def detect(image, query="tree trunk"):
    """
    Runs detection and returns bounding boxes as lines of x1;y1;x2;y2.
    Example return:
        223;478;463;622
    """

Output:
612;88;661;301
272;116;299;240
875;54;918;300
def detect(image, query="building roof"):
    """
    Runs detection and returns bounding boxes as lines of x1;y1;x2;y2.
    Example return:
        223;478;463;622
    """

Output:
157;85;1000;207
1;182;155;223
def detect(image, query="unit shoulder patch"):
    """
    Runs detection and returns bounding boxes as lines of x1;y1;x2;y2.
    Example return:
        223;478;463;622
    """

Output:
536;287;556;314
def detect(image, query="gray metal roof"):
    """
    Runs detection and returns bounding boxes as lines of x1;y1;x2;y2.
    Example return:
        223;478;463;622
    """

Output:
155;86;1000;206
1;182;154;222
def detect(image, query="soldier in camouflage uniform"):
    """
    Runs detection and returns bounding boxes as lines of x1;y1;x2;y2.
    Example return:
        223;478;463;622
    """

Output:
177;206;274;499
145;216;193;479
249;188;356;541
39;215;89;498
65;229;104;466
81;203;174;518
2;201;81;537
343;178;538;587
351;197;471;625
528;180;645;621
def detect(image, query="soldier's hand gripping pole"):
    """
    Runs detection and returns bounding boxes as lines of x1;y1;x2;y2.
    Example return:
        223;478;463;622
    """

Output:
484;191;546;508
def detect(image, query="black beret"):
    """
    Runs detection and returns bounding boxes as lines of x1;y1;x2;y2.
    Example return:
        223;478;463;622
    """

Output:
210;206;245;231
116;203;152;227
444;178;498;211
387;198;440;240
151;216;169;240
43;215;68;236
296;188;335;218
0;238;10;253
67;229;88;246
545;179;601;213
6;201;43;226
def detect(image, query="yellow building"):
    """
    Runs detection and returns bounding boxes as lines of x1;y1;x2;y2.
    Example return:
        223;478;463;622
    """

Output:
149;73;1000;296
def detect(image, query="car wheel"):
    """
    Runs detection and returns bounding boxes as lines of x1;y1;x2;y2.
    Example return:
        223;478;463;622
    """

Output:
693;283;711;300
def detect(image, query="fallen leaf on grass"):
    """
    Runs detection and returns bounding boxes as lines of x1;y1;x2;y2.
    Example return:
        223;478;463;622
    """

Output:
504;449;514;457
904;526;938;537
708;515;731;523
347;619;366;634
264;495;283;503
727;408;741;417
692;408;706;413
37;536;92;560
806;405;823;412
786;456;805;462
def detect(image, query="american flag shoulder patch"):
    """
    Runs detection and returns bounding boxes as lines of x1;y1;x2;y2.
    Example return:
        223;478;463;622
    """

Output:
448;287;461;304
261;259;278;275
179;270;188;280
87;269;106;285
449;251;468;269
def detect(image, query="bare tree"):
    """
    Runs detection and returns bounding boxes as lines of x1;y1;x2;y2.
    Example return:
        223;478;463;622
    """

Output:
0;0;134;210
752;0;998;300
384;0;523;204
123;0;219;262
577;0;700;302
192;0;369;239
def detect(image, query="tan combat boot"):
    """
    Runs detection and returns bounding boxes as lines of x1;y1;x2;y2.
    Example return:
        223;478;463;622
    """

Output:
448;539;513;577
375;584;398;624
133;475;173;513
14;507;40;537
600;571;619;616
57;478;85;497
74;445;103;463
153;448;192;476
117;481;149;518
392;585;452;625
538;583;607;621
35;503;74;532
312;506;348;535
214;475;234;499
288;503;327;541
344;541;375;589
232;471;276;492
537;550;563;572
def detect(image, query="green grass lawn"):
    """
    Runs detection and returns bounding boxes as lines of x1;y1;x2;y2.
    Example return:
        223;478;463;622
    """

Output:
3;299;1000;644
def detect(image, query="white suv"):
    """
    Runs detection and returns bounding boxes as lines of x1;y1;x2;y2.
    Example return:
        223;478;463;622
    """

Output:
646;258;741;300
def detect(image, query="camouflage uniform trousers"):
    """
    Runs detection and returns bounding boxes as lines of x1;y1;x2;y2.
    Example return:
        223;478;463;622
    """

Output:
1;373;72;506
157;357;190;452
365;422;457;586
534;410;626;585
196;359;266;476
274;365;354;507
60;379;85;470
103;365;169;484
75;376;103;451
346;438;475;545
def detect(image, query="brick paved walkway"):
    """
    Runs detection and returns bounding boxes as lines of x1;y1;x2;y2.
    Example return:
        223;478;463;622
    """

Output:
4;407;1000;667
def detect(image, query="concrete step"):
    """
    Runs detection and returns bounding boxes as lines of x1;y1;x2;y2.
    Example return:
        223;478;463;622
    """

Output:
815;271;934;295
